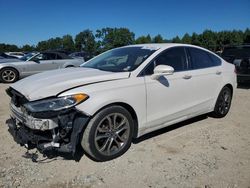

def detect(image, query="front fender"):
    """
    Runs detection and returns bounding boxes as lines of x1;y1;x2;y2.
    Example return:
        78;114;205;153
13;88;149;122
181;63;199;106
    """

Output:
58;77;147;132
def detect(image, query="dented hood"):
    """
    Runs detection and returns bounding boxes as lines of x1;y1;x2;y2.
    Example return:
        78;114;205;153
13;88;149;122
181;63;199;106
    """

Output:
11;67;130;101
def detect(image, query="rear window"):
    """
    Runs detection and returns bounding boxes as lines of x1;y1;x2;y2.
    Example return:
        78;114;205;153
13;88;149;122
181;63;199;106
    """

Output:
208;53;222;66
188;47;221;69
58;53;72;59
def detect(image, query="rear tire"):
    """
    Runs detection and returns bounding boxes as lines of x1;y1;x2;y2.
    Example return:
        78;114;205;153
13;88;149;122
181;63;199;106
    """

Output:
0;68;19;83
211;86;232;118
81;106;134;161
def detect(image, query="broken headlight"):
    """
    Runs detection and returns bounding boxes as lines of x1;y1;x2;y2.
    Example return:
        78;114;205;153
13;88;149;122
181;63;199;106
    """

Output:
24;93;88;113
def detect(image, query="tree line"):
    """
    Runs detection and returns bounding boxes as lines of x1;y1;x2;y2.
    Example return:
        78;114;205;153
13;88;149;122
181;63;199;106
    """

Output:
0;27;250;55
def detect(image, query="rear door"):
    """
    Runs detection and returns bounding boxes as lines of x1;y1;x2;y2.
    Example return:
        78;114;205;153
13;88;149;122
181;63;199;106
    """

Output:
39;53;59;70
52;53;80;68
50;53;67;68
185;47;223;111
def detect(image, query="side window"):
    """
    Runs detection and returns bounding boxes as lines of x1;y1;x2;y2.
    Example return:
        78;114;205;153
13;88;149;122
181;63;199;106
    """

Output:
56;54;63;59
188;47;220;69
144;47;187;75
45;53;57;60
208;53;222;66
32;53;58;61
31;53;45;61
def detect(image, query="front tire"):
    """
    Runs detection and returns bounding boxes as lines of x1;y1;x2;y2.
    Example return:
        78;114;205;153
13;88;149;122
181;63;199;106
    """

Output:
81;106;134;161
0;68;19;83
211;86;232;118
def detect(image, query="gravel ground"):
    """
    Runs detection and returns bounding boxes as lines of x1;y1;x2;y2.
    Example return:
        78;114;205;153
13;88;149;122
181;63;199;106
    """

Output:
0;83;250;188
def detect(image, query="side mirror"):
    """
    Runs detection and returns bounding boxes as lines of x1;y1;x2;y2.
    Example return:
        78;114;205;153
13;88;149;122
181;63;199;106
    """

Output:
151;65;174;80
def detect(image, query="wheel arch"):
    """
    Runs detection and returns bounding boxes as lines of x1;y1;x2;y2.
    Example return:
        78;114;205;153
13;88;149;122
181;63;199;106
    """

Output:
65;65;75;68
90;102;139;138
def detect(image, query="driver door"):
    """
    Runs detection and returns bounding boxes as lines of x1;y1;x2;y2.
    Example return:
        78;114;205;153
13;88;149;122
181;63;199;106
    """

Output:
143;47;195;131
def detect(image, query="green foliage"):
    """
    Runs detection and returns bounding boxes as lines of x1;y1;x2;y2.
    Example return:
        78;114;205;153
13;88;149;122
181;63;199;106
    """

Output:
244;28;250;43
199;30;217;51
152;34;165;43
172;36;181;43
230;30;244;45
62;35;75;52
21;44;35;52
244;28;250;44
135;34;152;44
36;41;48;51
0;43;19;52
191;32;201;46
96;27;135;53
182;33;192;44
75;29;96;54
37;37;62;51
1;27;249;53
47;37;63;50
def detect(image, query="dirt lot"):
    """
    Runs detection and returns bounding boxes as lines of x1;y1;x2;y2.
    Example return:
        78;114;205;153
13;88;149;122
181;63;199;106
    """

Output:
0;83;250;188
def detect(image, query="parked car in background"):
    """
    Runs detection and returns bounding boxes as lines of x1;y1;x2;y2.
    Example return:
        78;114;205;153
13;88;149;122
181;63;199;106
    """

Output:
0;51;84;83
0;52;21;64
69;52;85;59
221;45;250;83
69;51;93;61
6;44;236;161
5;52;25;58
19;52;38;61
0;52;18;59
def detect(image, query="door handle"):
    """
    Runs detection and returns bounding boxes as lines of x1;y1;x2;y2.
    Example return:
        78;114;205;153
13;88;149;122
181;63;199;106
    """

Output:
216;71;222;75
183;75;192;79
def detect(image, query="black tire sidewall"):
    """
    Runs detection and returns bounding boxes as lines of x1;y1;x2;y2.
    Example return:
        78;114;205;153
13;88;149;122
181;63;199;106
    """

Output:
87;106;134;161
214;86;232;118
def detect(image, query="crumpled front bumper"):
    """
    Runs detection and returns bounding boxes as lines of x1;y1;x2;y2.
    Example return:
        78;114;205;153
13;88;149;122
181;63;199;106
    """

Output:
10;102;58;130
6;108;90;159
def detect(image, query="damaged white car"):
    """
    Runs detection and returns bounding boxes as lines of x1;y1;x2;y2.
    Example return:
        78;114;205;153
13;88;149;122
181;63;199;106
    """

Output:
6;44;236;161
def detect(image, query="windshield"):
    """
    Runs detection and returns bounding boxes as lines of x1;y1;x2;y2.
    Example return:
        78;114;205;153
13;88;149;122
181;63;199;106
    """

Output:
81;47;157;72
20;53;36;61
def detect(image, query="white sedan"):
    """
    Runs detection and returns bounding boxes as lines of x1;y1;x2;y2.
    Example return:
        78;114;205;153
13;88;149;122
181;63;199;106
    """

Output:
6;43;236;161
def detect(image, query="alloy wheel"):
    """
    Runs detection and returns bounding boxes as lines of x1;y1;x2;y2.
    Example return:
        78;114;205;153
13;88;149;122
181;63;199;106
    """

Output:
94;113;130;156
218;89;231;115
2;69;16;82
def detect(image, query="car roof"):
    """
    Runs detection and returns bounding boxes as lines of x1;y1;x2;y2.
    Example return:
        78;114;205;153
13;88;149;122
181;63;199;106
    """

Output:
123;43;205;50
123;43;222;61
